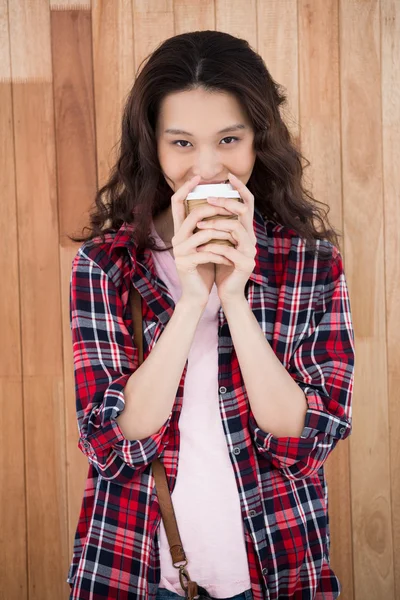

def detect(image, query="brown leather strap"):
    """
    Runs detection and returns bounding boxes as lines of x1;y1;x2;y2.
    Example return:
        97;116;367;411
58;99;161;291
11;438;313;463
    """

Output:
130;285;144;365
152;458;187;565
129;284;199;598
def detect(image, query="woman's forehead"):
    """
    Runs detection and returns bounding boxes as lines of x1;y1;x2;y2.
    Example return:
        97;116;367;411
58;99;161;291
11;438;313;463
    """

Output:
157;89;251;134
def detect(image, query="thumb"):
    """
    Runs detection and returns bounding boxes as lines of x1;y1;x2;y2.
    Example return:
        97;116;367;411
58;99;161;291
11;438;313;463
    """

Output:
170;175;201;235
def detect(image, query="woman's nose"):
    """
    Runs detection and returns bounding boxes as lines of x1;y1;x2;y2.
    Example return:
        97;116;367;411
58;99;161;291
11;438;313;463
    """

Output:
193;149;224;178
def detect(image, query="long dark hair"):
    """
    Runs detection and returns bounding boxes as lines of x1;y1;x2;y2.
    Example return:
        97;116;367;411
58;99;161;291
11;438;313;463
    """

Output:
69;30;340;260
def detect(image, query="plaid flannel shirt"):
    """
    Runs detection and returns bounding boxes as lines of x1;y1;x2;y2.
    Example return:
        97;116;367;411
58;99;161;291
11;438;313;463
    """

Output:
67;206;355;599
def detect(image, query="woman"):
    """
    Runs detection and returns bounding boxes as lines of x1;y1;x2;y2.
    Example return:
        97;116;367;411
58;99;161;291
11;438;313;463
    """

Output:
67;30;355;600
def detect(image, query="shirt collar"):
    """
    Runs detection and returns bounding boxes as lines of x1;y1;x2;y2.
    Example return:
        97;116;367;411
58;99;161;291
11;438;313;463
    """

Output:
109;205;269;288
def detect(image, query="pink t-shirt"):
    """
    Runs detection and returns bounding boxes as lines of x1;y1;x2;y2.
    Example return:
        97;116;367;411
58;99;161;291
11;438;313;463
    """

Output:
149;221;251;598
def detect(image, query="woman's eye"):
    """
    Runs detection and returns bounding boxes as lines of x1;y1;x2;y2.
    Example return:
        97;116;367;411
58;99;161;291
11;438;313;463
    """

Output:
220;136;239;144
173;140;191;148
172;136;239;148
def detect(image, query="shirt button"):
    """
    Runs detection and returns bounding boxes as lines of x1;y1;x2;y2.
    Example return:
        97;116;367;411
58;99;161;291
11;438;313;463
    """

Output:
339;426;346;435
219;386;227;394
82;439;91;450
262;567;268;576
248;510;257;517
233;447;241;455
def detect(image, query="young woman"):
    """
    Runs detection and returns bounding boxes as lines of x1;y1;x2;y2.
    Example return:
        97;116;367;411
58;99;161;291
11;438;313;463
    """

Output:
67;30;355;600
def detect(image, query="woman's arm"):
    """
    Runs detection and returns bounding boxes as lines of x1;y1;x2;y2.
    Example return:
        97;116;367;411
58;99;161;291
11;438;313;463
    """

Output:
222;297;308;438
116;299;205;440
70;249;205;484
240;250;354;480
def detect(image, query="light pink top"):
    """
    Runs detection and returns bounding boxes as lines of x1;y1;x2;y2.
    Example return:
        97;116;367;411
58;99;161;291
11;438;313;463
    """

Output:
149;221;251;598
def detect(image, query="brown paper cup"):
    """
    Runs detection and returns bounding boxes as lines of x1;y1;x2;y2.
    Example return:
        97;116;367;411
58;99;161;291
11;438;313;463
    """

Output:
185;197;243;247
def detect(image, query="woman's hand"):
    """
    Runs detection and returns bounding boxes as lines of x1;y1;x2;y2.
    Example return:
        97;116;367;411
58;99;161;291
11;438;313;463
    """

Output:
170;175;237;308
195;172;257;305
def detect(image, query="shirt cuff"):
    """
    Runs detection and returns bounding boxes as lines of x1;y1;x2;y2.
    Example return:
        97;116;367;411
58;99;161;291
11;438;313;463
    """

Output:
248;385;351;472
78;374;172;482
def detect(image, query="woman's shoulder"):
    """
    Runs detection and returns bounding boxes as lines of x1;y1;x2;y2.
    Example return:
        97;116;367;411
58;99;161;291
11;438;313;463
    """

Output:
264;217;339;263
71;224;136;289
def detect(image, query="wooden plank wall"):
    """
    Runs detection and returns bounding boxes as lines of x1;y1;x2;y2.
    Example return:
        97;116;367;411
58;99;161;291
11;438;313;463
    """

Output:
1;1;398;599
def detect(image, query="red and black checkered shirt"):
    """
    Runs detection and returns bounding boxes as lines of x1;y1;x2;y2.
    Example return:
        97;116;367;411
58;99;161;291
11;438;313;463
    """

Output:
67;206;355;599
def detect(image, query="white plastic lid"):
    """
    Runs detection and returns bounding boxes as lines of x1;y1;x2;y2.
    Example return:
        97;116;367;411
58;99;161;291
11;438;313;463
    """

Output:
186;182;240;200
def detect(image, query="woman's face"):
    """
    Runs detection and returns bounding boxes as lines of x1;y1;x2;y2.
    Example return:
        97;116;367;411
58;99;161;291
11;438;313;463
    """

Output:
156;87;256;192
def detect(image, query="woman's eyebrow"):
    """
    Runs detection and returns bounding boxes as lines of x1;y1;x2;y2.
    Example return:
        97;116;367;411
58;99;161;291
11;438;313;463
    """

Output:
164;124;247;136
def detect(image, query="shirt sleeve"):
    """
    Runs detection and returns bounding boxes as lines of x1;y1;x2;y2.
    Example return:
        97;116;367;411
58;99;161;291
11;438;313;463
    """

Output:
70;249;172;485
248;250;355;480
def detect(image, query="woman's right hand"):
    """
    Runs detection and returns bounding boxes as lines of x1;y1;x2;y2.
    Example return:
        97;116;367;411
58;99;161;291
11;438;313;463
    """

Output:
171;175;237;308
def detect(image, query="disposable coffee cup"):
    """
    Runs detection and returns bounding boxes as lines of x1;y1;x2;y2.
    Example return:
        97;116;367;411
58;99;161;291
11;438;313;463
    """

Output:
185;183;243;246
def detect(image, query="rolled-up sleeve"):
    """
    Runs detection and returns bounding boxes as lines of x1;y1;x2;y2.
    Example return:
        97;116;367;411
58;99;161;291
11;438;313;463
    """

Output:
70;250;171;484
248;250;355;480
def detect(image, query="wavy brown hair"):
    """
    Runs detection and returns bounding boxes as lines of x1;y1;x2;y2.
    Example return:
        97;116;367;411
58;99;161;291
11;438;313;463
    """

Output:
69;30;341;260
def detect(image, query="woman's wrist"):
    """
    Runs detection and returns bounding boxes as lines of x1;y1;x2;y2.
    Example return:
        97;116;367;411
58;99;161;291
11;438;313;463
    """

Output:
176;296;207;316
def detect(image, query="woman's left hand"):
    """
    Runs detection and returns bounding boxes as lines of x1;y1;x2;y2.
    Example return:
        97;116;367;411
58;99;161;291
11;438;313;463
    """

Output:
195;172;257;305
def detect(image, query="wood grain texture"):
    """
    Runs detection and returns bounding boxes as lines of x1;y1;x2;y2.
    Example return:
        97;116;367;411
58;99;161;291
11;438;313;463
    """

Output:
0;3;27;598
2;1;399;599
50;9;97;585
340;1;395;599
217;0;257;50
12;79;69;600
50;1;91;8
133;0;175;75
257;0;299;143
8;0;52;81
92;0;134;187
8;2;69;598
174;0;215;32
381;1;400;598
298;2;354;598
